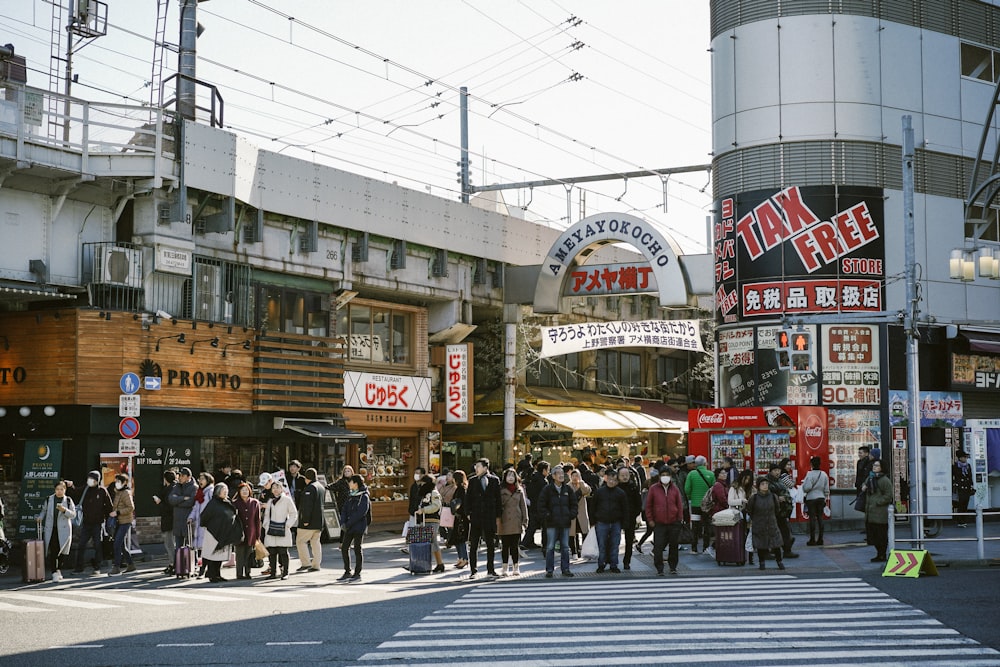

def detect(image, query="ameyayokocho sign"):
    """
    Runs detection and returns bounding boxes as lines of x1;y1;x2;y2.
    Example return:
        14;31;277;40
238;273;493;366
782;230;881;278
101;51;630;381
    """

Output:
714;186;885;323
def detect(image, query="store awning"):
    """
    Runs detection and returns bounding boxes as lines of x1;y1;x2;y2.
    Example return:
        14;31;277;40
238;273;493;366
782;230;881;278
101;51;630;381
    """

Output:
273;417;366;441
441;414;537;443
522;405;684;438
963;329;1000;355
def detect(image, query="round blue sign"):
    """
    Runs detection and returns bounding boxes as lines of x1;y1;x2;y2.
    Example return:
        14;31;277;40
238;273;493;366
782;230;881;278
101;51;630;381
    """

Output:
120;373;140;395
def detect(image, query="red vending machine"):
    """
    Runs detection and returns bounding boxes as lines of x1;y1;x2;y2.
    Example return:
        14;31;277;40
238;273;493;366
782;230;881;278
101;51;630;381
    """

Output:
688;406;829;521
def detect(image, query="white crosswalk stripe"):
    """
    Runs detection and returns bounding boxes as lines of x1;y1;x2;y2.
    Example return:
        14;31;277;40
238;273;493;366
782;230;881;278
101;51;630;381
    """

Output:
354;576;1000;666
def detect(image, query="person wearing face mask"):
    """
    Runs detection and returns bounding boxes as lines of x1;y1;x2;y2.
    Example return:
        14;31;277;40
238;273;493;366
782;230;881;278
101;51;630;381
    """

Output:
401;467;427;555
109;474;137;575
70;470;113;575
36;480;75;582
644;465;684;575
497;469;528;576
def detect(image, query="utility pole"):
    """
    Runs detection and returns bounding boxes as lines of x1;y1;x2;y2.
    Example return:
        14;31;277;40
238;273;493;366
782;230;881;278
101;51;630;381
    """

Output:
902;115;924;545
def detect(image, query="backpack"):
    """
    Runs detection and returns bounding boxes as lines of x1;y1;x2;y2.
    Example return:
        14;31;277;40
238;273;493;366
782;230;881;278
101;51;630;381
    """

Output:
700;487;715;514
698;470;715;514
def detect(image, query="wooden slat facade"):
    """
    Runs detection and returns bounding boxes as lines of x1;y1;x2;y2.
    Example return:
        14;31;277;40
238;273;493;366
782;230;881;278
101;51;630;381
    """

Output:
0;310;345;413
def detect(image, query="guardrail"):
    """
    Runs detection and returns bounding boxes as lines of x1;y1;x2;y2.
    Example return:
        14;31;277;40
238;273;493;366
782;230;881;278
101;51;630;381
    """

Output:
0;82;174;183
889;503;1000;560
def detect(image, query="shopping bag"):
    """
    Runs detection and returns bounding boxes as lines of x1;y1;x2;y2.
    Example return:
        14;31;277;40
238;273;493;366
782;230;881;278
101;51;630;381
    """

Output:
580;530;598;560
744;528;754;553
439;506;455;528
254;540;269;560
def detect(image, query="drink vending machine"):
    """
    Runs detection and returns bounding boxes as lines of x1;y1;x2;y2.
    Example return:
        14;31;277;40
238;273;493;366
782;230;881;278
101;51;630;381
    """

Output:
688;406;829;521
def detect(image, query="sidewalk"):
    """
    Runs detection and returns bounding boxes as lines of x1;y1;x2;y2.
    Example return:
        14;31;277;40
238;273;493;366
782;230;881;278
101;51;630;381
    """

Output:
4;520;997;587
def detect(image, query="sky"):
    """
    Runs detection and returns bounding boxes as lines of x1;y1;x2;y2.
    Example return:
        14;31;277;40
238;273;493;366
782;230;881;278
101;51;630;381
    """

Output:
2;1;714;254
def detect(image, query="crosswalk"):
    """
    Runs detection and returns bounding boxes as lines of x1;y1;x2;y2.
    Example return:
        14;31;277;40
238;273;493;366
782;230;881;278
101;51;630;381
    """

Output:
354;576;1000;666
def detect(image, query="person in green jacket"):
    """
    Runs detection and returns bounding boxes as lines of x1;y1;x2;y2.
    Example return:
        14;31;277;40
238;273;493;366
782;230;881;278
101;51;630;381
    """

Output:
683;456;715;554
864;459;894;562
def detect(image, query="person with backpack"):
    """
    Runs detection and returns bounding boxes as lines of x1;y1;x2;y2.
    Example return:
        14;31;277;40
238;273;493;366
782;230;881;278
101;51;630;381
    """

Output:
683;455;715;554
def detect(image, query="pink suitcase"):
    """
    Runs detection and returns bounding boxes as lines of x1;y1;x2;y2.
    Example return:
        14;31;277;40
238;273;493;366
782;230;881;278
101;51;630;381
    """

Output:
23;523;45;583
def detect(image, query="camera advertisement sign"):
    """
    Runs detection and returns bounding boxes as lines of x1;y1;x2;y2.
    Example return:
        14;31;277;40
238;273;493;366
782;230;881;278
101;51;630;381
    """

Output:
714;186;884;323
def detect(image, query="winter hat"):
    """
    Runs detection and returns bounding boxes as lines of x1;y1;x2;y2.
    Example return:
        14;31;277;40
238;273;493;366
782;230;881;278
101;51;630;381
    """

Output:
87;470;101;482
304;467;317;482
684;455;696;464
871;448;882;460
695;455;707;466
649;468;660;477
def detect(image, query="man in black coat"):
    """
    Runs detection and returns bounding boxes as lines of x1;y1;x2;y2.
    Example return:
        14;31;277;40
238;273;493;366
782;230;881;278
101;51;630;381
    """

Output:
155;470;177;574
536;465;578;578
521;461;549;549
592;467;628;573
617;466;642;570
295;468;325;572
168;467;197;547
69;470;113;574
464;458;501;578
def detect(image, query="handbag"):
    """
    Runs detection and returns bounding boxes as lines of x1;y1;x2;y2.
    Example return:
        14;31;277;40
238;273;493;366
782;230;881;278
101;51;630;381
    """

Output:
267;519;286;537
852;489;867;513
74;487;89;527
580;529;598;559
104;516;118;535
253;540;269;560
678;522;693;545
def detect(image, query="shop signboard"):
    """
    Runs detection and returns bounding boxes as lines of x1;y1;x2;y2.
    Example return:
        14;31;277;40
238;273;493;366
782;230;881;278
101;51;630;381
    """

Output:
887;390;964;427
539;319;703;359
821;325;881;405
17;439;62;539
444;344;472;424
714;186;885;324
343;371;432;411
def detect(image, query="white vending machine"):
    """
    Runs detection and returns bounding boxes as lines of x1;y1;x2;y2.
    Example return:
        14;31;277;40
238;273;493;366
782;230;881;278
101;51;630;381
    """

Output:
964;419;1000;509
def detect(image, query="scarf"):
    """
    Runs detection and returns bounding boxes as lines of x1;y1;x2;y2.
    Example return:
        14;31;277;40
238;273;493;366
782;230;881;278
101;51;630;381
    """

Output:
505;482;517;493
195;486;205;503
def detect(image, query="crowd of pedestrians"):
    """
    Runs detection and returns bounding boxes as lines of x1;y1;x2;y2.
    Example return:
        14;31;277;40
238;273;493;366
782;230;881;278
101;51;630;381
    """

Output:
29;447;932;585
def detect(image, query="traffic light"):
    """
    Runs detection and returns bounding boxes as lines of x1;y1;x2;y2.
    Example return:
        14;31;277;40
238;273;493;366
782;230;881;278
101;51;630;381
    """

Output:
789;331;812;374
775;328;792;369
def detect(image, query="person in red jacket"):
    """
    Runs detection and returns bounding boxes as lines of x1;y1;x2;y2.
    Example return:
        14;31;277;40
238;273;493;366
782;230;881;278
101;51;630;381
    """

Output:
644;466;685;575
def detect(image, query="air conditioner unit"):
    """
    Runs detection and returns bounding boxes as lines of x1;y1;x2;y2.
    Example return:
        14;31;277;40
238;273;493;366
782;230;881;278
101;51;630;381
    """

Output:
93;247;142;287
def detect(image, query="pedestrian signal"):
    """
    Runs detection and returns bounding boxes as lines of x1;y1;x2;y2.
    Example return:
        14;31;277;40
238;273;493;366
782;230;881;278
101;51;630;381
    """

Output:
789;332;812;374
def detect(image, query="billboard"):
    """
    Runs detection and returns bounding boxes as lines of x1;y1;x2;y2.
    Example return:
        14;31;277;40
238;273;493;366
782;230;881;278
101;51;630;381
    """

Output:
715;186;884;323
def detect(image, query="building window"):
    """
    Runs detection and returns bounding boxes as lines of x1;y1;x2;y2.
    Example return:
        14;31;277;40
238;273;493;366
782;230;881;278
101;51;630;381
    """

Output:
596;350;640;397
658;355;689;394
259;286;329;336
336;302;414;367
527;354;580;390
961;42;994;82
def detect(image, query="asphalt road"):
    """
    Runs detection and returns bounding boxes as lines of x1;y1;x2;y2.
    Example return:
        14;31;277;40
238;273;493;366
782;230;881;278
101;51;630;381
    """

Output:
1;565;998;666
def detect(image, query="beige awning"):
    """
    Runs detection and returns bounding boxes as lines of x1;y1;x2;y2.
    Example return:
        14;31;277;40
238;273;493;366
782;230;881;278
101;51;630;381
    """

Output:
522;405;684;438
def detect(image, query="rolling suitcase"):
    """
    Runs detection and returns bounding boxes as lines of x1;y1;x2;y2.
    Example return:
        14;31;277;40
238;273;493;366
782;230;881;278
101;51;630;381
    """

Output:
714;522;747;566
23;523;45;583
175;525;194;578
406;517;435;574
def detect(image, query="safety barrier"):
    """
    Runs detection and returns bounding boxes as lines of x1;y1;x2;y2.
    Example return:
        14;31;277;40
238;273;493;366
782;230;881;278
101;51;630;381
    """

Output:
888;503;1000;561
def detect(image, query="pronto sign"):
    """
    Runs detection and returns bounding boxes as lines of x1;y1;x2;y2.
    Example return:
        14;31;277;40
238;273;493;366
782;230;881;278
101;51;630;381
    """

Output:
534;212;687;313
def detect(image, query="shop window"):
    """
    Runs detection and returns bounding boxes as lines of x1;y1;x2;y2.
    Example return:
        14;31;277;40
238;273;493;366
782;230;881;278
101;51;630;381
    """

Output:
259;286;329;336
596;350;641;397
336;303;414;367
961;42;994;82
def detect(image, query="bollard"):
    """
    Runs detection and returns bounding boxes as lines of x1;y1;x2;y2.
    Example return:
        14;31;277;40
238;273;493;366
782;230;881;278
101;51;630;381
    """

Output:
887;504;895;552
976;502;985;561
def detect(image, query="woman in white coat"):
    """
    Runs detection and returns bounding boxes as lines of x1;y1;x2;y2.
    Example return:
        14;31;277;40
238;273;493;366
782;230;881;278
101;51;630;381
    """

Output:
262;480;298;580
37;480;75;582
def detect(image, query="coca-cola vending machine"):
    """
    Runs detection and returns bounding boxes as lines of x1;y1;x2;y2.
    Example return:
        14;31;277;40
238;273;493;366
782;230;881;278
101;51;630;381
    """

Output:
688;406;829;521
